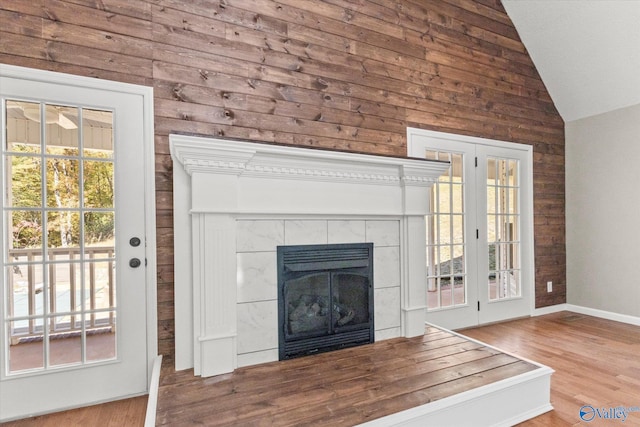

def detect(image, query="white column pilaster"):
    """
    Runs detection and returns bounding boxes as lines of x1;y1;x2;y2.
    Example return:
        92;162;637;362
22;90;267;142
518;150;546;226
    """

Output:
192;213;237;377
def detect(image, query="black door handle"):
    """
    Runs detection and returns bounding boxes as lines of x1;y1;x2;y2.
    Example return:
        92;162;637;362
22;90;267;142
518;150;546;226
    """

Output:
129;258;142;268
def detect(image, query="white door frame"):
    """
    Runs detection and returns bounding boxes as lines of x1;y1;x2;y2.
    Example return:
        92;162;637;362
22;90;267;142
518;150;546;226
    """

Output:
407;127;535;329
0;63;157;419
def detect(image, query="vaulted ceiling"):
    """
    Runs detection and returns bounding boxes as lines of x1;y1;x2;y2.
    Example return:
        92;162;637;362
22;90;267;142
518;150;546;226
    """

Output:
502;0;640;122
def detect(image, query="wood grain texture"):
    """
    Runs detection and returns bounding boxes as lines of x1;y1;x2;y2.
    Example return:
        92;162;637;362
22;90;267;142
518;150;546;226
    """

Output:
0;396;147;427
154;326;539;426
0;0;566;362
7;313;636;426
463;312;640;426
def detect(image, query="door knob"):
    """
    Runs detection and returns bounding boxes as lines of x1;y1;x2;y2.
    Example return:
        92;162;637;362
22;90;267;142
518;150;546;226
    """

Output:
129;258;142;268
129;237;141;247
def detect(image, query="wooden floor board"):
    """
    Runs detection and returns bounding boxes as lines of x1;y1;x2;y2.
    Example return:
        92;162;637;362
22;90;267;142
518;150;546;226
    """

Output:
0;396;147;427
154;327;539;426
462;312;640;426
6;312;640;426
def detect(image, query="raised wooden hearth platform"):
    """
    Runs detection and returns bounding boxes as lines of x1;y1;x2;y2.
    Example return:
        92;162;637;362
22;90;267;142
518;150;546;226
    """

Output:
156;325;552;426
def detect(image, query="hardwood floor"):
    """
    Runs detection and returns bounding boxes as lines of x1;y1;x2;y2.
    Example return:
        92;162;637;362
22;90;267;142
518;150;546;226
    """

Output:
3;312;640;426
463;312;640;426
155;325;539;426
0;396;147;427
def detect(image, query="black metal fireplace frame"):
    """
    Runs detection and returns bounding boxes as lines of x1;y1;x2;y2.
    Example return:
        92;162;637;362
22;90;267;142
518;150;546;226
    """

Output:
277;242;375;360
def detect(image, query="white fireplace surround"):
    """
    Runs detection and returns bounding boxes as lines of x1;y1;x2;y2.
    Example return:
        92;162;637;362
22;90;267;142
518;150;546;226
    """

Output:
171;134;450;377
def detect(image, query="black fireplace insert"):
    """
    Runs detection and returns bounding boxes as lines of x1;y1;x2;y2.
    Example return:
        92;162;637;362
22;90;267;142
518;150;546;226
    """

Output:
277;242;374;360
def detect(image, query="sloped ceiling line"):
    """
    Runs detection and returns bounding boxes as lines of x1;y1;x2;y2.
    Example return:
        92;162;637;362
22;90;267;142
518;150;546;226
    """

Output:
502;0;640;122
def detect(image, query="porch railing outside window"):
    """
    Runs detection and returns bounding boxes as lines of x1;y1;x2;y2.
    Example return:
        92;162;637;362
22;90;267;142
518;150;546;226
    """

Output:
7;246;115;344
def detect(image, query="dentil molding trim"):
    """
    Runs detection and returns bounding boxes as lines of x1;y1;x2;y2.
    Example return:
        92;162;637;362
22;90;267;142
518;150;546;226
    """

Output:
170;134;448;187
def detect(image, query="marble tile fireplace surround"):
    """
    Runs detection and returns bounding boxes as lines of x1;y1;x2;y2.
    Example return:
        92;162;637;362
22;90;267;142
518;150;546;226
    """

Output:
170;134;450;377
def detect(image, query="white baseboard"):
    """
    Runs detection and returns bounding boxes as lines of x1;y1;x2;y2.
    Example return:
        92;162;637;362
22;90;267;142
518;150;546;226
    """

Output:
533;303;568;316
533;303;640;327
565;304;640;326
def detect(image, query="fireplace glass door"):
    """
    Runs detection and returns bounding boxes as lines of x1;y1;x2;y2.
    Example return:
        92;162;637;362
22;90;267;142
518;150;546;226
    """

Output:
332;273;370;330
285;271;370;339
285;272;330;337
278;243;374;360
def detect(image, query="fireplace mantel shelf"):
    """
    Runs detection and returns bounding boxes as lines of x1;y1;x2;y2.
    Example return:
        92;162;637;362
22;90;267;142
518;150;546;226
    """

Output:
171;135;449;187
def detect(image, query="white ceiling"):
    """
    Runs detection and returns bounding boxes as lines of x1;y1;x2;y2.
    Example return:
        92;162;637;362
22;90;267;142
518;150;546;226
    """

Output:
502;0;640;122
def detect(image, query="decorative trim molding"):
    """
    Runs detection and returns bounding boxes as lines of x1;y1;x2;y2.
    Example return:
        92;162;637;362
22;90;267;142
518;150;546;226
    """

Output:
170;134;448;187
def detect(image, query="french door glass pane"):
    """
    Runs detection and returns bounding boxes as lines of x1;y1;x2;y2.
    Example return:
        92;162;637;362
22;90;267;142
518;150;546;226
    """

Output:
3;99;116;374
487;157;521;301
5;100;41;153
426;151;466;310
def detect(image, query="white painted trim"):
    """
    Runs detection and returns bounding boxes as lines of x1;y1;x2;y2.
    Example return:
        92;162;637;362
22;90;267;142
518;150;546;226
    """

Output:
144;355;163;427
533;304;568;316
534;304;640;327
0;63;152;99
407;127;535;153
172;136;449;186
566;305;640;326
141;83;159;378
173;158;194;371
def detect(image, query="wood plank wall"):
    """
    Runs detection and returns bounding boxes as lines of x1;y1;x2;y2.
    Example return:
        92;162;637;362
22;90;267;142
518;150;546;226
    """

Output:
0;0;566;363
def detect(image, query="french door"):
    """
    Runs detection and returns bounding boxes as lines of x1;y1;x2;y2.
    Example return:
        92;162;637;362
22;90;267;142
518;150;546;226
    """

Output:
408;128;534;330
0;65;155;421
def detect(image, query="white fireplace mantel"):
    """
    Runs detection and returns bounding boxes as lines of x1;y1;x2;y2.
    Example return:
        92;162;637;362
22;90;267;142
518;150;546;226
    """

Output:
171;134;450;377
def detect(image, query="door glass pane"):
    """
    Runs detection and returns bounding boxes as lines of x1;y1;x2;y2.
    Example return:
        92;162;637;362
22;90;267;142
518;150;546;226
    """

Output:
45;105;79;154
487;157;521;301
3;100;117;375
7;155;42;207
87;313;116;362
50;316;82;367
83;161;114;208
5;100;41;153
8;320;44;372
83;109;114;158
426;150;466;310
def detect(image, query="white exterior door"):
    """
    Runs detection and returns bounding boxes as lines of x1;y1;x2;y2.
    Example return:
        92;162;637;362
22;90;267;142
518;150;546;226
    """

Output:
0;65;155;421
408;128;534;330
475;144;533;325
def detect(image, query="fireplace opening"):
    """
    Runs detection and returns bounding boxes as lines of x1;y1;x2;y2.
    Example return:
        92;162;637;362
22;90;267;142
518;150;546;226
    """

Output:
277;243;374;360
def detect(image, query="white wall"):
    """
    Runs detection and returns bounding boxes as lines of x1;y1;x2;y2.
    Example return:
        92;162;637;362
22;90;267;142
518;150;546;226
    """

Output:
566;103;640;315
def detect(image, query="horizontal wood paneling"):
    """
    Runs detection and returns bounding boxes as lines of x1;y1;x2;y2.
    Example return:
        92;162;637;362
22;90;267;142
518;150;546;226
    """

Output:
0;0;566;361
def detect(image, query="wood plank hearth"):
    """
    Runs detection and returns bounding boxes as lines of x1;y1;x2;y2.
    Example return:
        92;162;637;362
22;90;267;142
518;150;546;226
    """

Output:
156;325;552;426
